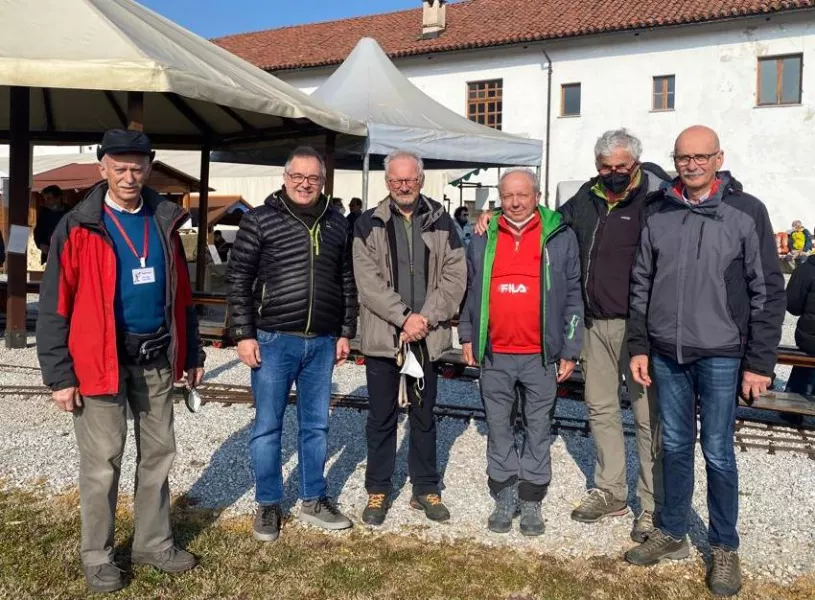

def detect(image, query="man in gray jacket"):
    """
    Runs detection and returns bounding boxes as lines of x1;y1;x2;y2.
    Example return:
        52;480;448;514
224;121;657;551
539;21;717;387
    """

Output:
459;169;583;536
625;126;785;598
353;150;466;526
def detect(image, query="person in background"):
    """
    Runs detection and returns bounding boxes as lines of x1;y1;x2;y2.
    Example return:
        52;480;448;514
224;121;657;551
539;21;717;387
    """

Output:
213;230;232;263
332;196;346;215
785;254;815;396
34;184;67;264
784;220;812;269
453;206;474;247
346;197;363;233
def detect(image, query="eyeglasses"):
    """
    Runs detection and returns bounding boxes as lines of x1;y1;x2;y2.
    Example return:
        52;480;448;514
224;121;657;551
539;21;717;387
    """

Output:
672;152;720;166
286;172;323;185
597;162;637;175
386;178;420;189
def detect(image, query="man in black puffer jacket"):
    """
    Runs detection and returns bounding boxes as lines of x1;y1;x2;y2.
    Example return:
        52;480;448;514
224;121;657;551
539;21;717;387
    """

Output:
227;146;357;542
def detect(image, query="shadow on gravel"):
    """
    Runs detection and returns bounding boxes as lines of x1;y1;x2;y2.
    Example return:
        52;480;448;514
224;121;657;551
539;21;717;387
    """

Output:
203;358;242;381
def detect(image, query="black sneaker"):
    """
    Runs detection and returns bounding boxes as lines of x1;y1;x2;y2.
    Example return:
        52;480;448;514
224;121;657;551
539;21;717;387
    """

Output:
625;528;690;566
299;497;352;530
487;486;517;534
82;562;125;594
253;504;282;543
409;493;451;522
519;500;544;537
707;547;742;597
362;493;391;526
131;546;196;573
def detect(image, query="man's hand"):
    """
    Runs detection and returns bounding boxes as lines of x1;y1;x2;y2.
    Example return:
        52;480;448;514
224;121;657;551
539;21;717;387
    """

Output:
336;337;351;367
53;386;82;412
474;211;494;235
557;359;576;383
462;342;476;367
401;313;429;342
186;367;204;388
630;355;652;387
741;371;772;403
237;339;261;368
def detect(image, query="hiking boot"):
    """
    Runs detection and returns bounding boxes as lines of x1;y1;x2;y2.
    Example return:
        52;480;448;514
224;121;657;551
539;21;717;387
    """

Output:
131;546;197;573
299;497;352;530
362;493;391;526
707;547;742;597
253;504;282;542
625;528;690;566
631;510;655;543
409;493;451;522
519;500;545;537
488;486;517;534
82;562;125;594
570;488;629;523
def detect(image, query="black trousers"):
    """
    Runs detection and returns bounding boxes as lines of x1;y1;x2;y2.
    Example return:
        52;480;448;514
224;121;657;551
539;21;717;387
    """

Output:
364;347;439;496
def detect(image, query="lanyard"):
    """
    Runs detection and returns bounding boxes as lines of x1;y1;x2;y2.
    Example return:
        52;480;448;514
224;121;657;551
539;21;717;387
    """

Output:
104;205;149;268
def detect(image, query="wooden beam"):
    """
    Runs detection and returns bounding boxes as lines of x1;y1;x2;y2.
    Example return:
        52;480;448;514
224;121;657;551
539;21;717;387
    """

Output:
218;123;326;146
324;131;336;198
5;86;31;349
0;130;205;146
195;141;211;292
164;93;214;137
104;91;127;128
42;88;55;132
127;91;144;131
217;105;255;132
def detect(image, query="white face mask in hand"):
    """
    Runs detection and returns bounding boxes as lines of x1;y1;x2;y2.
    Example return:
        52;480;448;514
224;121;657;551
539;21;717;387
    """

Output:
399;346;425;389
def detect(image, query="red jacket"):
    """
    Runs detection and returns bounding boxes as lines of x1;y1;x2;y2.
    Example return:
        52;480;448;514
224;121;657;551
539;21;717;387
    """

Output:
36;184;204;396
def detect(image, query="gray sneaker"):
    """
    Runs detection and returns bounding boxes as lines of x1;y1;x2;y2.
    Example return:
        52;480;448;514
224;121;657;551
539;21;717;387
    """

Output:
487;486;517;534
707;547;742;597
253;504;282;542
82;562;125;594
299;497;352;530
631;510;655;543
519;500;545;537
570;488;629;523
625;528;690;566
131;546;196;573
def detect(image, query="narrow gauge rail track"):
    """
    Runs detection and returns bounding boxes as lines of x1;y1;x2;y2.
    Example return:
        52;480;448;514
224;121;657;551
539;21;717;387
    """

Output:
2;377;813;459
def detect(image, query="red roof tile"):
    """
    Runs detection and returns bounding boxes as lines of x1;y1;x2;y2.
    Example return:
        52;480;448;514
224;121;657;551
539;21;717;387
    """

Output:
214;0;815;71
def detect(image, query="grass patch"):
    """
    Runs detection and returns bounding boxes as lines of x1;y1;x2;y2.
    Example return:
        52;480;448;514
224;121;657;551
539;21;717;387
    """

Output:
0;486;810;599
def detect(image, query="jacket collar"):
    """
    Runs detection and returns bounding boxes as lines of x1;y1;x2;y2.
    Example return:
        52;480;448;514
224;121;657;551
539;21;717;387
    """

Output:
660;171;741;212
372;194;444;231
73;182;187;234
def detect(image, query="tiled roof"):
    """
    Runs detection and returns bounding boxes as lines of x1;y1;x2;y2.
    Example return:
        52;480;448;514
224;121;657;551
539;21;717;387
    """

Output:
214;0;815;71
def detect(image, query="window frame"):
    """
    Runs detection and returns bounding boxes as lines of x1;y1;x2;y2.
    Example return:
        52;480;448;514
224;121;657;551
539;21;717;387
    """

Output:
757;54;803;106
652;75;676;111
560;83;581;117
466;79;503;130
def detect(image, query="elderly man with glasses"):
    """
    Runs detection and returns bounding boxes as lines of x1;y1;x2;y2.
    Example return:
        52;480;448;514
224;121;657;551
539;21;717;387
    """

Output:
352;150;466;526
227;146;357;542
625;126;785;597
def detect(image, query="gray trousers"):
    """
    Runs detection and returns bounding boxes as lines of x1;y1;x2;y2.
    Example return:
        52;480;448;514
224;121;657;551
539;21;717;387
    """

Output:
480;353;556;502
73;358;176;566
583;319;663;512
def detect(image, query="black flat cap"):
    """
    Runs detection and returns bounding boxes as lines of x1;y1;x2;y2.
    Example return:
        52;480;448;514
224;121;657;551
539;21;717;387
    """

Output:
97;129;156;161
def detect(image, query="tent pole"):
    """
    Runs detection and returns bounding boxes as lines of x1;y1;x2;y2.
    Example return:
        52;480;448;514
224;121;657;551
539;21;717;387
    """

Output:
127;92;144;131
362;152;370;210
195;141;211;292
324;132;336;198
5;86;31;349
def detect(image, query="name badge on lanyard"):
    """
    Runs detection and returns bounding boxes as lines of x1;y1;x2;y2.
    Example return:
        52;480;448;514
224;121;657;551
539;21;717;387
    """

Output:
104;205;157;286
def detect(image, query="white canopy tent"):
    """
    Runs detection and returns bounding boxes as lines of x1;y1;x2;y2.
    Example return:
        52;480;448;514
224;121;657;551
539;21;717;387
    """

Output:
214;37;543;206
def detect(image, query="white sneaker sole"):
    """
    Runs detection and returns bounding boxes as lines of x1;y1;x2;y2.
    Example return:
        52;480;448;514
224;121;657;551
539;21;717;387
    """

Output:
298;512;353;530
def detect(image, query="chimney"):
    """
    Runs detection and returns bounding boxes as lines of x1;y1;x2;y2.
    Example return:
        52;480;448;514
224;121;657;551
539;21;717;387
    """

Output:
422;0;447;39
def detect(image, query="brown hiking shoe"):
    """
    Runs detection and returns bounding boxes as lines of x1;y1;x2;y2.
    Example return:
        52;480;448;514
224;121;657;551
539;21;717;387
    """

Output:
631;510;655;543
409;493;451;522
362;493;391;526
625;528;690;566
570;489;629;523
707;547;742;597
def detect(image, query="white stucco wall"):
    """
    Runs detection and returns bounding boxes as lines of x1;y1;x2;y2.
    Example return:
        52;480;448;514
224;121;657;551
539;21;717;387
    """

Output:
277;11;815;230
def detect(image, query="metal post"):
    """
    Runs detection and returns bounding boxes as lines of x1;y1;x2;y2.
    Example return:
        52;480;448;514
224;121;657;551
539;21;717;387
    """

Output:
6;86;31;349
324;132;336;198
195;142;211;292
362;152;370;210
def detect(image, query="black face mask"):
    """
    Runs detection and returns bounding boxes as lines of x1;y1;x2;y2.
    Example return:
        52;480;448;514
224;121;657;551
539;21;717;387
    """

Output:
600;172;631;194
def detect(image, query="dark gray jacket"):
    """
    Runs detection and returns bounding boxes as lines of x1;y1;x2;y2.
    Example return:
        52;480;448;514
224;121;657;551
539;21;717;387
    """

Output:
458;206;584;365
627;172;785;377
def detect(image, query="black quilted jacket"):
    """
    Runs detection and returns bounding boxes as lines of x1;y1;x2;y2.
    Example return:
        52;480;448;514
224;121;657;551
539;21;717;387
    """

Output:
227;190;357;341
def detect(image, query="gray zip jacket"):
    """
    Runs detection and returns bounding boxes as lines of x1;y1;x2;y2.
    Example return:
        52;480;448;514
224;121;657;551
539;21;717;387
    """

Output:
627;172;785;376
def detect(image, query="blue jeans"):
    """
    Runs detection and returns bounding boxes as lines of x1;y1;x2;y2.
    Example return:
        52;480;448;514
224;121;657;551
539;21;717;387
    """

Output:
250;330;336;505
651;354;741;550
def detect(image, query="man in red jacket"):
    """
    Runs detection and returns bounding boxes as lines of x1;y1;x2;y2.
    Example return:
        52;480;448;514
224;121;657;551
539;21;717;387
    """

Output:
36;129;205;594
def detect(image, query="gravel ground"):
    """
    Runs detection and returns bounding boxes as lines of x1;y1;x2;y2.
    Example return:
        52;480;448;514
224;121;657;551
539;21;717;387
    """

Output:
0;305;813;585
